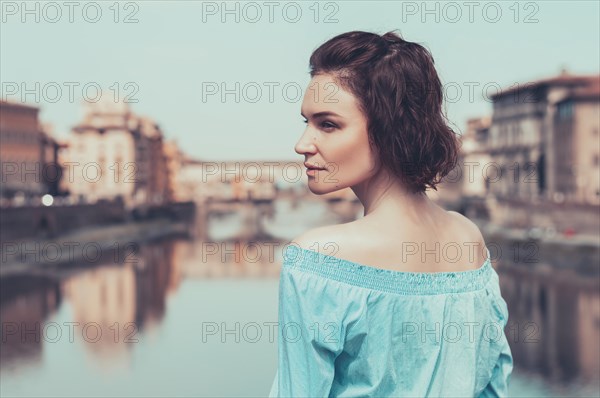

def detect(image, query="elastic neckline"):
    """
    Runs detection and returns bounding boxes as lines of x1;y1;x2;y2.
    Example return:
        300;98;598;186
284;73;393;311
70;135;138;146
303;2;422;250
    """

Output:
282;244;493;295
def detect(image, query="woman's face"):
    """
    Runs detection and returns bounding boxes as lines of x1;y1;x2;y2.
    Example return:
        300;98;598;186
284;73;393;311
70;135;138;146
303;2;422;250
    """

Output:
295;73;379;195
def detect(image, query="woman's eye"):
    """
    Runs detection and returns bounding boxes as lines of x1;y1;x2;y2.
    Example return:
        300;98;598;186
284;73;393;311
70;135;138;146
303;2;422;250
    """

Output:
302;118;337;131
321;121;337;130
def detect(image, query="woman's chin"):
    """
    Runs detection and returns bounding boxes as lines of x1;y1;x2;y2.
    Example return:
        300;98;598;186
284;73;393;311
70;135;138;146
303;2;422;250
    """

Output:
307;181;343;195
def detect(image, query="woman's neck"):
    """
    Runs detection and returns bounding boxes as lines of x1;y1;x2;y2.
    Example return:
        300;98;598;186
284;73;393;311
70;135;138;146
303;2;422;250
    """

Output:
352;171;437;225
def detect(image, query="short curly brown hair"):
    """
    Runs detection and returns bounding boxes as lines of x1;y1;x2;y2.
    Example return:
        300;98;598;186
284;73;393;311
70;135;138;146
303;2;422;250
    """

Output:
309;30;460;194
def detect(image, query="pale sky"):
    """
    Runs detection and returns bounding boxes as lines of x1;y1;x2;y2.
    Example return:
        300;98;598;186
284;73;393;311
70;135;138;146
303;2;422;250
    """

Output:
1;0;598;161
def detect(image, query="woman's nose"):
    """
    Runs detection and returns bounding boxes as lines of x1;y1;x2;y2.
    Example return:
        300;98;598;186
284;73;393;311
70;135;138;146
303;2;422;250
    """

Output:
294;130;317;155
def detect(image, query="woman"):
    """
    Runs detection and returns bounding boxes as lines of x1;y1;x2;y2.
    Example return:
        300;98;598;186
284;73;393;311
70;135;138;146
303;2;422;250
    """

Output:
269;30;513;397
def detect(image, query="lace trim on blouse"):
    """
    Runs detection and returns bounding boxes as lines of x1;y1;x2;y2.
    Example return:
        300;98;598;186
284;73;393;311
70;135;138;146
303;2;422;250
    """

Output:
282;244;493;295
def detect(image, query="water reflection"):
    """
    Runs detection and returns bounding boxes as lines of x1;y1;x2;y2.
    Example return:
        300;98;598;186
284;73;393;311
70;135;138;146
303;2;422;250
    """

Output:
499;262;600;387
0;275;61;370
1;199;599;396
180;240;284;279
0;236;282;397
1;241;181;372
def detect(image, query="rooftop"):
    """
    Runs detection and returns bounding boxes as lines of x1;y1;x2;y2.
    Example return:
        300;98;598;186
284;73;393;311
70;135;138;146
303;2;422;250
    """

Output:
490;70;599;100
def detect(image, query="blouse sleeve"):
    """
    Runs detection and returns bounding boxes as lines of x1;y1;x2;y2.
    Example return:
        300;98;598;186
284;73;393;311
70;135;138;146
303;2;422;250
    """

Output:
269;246;347;398
479;335;514;397
478;280;514;397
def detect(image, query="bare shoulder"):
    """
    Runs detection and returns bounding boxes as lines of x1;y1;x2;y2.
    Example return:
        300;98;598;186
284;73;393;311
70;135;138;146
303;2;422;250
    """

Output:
447;211;488;262
290;223;354;257
446;210;484;240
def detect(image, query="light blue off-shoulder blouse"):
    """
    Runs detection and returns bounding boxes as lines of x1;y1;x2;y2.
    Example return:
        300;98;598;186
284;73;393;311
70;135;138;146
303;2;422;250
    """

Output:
268;244;513;398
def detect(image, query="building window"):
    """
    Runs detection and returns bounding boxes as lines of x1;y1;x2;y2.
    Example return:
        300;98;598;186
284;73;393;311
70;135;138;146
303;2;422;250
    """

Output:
593;154;600;167
557;101;573;120
537;153;546;194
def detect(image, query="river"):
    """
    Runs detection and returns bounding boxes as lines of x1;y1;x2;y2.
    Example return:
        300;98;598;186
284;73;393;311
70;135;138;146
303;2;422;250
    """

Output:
1;199;598;397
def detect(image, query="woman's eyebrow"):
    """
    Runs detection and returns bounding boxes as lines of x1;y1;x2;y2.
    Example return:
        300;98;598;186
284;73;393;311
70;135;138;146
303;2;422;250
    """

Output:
300;111;343;118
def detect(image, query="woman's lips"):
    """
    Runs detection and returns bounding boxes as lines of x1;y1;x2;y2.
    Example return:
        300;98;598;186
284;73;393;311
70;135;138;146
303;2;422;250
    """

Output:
304;162;326;170
306;168;322;177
